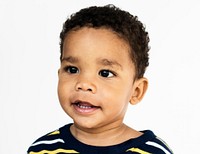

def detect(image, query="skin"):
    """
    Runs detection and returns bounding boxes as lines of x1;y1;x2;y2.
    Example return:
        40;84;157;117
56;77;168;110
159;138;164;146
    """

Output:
58;27;148;146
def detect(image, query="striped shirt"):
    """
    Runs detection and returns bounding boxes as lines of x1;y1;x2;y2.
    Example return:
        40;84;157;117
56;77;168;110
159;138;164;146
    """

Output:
27;123;173;154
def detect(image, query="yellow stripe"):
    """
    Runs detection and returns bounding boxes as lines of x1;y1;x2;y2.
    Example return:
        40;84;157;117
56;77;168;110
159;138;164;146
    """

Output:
29;149;79;154
48;130;60;136
127;148;151;154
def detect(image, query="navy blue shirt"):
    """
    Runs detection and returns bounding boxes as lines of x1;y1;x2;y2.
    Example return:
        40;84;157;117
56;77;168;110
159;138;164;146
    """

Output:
27;123;173;154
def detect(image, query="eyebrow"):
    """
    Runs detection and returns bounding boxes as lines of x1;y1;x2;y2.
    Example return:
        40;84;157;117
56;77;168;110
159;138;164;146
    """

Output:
61;56;79;63
61;56;122;70
98;58;122;70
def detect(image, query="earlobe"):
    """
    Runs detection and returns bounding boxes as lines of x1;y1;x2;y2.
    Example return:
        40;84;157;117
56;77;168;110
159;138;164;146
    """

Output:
130;77;148;105
130;96;140;105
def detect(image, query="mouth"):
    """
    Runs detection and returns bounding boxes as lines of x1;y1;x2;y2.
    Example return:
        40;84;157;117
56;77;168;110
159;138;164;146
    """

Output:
72;100;100;114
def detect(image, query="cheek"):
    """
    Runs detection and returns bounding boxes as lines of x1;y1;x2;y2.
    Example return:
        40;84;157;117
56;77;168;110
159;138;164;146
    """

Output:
102;88;130;118
57;80;69;103
115;79;133;98
101;82;132;105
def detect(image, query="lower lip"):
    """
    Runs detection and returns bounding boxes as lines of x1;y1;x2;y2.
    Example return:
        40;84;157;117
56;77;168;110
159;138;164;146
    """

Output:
73;104;100;114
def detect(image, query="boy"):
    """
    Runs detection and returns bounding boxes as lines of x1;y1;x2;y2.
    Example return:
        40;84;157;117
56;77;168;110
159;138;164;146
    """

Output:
27;5;173;154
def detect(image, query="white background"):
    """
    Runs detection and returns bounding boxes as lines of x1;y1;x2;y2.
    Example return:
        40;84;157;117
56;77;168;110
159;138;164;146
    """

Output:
0;0;200;153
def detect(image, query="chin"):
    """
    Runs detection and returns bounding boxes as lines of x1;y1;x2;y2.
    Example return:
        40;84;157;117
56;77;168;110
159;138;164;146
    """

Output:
74;120;96;129
73;118;104;132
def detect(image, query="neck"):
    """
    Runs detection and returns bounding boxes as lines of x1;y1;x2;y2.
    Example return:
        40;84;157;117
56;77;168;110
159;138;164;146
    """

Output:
70;123;142;146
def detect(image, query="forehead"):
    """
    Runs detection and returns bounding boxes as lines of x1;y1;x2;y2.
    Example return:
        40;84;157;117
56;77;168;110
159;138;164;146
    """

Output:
64;27;129;46
62;27;134;67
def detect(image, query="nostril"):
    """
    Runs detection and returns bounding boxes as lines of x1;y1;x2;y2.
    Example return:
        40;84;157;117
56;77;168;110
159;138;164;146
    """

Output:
88;88;92;91
75;82;96;93
77;87;92;91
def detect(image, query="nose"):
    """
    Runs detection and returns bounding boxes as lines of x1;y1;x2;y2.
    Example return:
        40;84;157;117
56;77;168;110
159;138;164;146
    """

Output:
75;77;97;94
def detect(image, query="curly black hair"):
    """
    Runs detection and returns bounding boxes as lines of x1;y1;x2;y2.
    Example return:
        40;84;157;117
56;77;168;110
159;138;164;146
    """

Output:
60;4;150;79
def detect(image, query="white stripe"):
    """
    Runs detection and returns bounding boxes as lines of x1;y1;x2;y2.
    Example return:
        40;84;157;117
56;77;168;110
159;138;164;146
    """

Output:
31;139;64;146
146;141;170;154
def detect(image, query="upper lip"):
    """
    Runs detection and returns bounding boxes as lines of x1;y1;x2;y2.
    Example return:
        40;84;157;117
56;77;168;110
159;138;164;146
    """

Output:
72;100;100;108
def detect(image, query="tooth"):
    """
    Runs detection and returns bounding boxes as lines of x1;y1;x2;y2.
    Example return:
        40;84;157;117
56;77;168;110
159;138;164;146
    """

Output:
77;104;92;109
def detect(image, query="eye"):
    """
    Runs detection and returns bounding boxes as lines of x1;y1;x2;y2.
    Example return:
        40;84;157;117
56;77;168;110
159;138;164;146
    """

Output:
64;66;79;74
99;70;115;78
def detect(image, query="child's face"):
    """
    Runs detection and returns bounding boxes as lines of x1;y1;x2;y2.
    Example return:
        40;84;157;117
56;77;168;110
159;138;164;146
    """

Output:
58;27;140;131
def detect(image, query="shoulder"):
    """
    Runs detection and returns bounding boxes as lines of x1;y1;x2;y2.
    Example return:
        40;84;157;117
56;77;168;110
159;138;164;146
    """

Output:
27;124;78;154
126;130;174;154
30;129;63;145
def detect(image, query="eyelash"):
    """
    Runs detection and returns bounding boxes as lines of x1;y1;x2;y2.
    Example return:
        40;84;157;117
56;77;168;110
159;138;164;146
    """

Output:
63;65;117;78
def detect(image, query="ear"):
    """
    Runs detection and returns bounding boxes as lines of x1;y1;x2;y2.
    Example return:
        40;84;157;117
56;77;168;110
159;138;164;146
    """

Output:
130;77;148;105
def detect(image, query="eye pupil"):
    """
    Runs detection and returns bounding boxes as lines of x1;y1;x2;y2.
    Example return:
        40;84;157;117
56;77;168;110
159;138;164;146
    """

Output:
70;67;78;73
100;70;110;77
65;66;78;74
